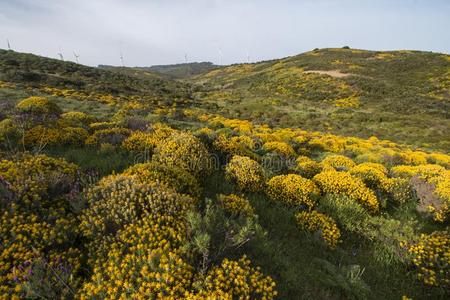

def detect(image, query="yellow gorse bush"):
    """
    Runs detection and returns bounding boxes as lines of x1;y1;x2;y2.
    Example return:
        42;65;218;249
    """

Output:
80;216;192;299
0;154;78;207
313;170;379;213
225;155;265;192
295;156;323;178
16;96;61;116
85;127;132;146
350;162;390;192
391;164;446;181
153;131;212;178
59;111;95;127
0;208;81;298
202;256;277;299
122;123;177;152
321;154;356;171
295;210;341;249
399;150;428;166
266;174;320;209
123;162;202;199
213;134;258;158
406;231;450;288
24;125;88;146
122;130;160;152
80;174;195;241
430;171;450;222
263;141;296;157
0;154;81;298
218;194;254;217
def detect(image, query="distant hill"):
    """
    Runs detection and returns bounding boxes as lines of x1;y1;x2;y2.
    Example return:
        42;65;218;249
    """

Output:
0;49;190;101
1;48;449;151
147;62;219;79
99;62;219;79
191;48;450;151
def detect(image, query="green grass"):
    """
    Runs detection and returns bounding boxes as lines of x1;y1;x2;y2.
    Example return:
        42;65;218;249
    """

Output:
191;48;450;152
44;146;135;176
203;171;448;299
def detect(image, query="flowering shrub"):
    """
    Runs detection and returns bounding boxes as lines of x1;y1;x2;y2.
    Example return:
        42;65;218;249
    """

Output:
122;123;177;152
218;194;254;217
430;171;450;222
0;154;80;298
0;154;78;211
390;165;449;220
406;231;450;288
24;125;88;146
122;131;160;153
85;127;131;146
399;151;428;166
384;177;415;205
202;256;277;299
391;164;446;181
88;121;118;131
295;210;341;248
313;170;379;213
213;134;258;158
0;209;81;298
123;162;202;198
266;174;320;209
427;153;450;168
308;135;345;153
263;141;296;157
15;96;62;116
350;163;390;192
0;118;20;148
80;174;195;241
153;132;212;178
80;216;193;299
321;154;356;171
295;156;322;178
225;155;265;191
59;111;95;127
194;127;216;144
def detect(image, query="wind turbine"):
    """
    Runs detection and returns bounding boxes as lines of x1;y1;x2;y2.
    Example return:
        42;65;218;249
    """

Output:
246;49;250;63
120;52;125;67
58;47;64;61
184;53;188;64
218;47;223;65
6;38;11;50
73;51;80;64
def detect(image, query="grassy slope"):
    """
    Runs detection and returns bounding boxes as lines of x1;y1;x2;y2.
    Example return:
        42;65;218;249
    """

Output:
203;170;446;300
191;48;450;152
0;49;190;100
1;49;449;298
99;62;219;80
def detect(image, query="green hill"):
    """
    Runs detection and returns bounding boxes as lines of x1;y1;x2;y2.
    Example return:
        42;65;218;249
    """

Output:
99;62;219;80
0;48;449;299
0;49;191;104
191;48;450;151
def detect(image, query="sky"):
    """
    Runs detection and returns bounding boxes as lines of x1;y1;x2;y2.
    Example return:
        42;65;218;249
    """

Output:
1;0;449;66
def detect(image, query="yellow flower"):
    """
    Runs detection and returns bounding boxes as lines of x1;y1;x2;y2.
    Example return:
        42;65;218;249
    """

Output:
296;210;341;248
225;155;265;192
266;174;320;209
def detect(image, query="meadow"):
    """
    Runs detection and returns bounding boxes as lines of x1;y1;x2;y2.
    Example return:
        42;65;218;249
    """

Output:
0;48;449;299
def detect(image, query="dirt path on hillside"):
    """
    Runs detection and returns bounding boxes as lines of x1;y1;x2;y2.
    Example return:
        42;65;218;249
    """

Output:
304;70;352;78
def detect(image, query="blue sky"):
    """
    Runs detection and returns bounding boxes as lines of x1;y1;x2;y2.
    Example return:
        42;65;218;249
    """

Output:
1;0;449;66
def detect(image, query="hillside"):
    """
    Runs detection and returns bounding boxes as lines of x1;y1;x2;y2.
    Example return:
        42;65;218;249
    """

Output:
147;62;219;79
0;49;192;107
191;48;450;151
0;49;449;299
99;62;219;80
